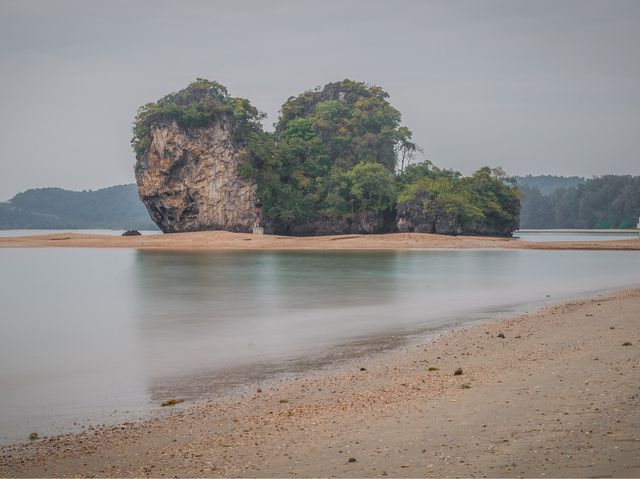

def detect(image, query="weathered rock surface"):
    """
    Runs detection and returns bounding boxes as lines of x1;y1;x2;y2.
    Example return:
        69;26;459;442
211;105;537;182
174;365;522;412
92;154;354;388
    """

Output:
135;120;257;233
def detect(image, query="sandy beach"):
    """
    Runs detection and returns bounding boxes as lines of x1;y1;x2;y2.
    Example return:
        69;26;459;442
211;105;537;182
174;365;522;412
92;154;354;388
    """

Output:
0;230;639;250
1;288;638;477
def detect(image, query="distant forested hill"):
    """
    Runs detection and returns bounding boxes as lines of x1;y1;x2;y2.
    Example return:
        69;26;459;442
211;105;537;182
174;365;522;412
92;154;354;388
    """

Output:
514;175;585;195
517;175;640;229
0;184;158;230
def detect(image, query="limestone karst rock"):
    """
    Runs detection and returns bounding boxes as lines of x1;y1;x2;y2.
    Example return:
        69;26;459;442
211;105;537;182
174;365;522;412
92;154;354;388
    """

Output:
135;120;257;233
132;79;262;233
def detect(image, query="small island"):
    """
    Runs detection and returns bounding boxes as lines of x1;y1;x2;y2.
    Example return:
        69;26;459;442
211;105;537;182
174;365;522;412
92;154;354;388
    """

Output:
133;79;520;236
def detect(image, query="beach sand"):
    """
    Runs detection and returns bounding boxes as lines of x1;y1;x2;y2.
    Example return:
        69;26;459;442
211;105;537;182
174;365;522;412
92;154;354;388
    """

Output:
0;230;639;250
1;288;639;477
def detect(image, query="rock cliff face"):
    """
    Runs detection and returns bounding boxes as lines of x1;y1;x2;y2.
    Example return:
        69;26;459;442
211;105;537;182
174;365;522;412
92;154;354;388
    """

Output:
135;120;257;233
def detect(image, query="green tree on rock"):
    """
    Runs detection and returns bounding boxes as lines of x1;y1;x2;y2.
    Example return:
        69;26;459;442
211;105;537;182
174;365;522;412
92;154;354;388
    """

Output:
252;79;415;235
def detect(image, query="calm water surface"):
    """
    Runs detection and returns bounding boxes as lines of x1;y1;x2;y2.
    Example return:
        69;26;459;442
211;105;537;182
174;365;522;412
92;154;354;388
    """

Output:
515;231;638;242
0;229;160;237
1;247;639;444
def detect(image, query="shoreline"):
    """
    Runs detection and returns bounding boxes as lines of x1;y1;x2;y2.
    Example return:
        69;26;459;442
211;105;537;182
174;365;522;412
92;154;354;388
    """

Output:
0;230;639;250
2;288;639;477
517;228;638;233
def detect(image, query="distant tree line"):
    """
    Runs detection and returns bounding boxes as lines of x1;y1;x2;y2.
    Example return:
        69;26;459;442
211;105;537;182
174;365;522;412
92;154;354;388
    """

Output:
518;175;640;229
514;175;585;195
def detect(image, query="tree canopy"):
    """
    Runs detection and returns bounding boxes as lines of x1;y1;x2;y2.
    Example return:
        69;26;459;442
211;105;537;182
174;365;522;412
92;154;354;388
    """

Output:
245;79;416;234
396;165;520;235
131;78;264;160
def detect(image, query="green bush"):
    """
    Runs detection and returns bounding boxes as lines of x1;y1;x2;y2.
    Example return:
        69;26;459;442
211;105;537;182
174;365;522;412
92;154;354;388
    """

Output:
131;78;264;161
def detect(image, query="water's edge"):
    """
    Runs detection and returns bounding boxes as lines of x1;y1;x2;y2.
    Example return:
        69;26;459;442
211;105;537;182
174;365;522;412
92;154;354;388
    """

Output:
3;284;635;448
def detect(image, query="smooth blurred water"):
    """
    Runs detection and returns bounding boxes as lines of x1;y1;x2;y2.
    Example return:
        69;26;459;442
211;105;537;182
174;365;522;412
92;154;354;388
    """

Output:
0;229;160;237
515;231;638;242
0;248;639;443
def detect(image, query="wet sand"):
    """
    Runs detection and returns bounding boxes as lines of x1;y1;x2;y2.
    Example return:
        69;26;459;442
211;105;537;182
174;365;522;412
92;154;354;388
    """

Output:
1;289;639;477
0;230;639;250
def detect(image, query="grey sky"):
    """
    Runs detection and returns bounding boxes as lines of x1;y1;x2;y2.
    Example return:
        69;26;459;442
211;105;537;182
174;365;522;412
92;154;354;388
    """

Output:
1;0;639;199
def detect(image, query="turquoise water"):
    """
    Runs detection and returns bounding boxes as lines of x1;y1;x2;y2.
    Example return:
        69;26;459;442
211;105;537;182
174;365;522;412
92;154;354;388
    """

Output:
0;248;639;443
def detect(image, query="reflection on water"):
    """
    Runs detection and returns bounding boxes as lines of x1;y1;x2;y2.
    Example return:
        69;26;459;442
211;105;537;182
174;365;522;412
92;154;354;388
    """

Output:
133;252;401;376
1;248;639;443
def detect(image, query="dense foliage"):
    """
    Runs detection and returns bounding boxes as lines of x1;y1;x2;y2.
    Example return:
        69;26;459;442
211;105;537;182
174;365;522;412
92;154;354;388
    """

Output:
396;163;520;235
519;175;640;229
244;80;416;234
514;175;585;196
131;78;264;160
0;185;157;230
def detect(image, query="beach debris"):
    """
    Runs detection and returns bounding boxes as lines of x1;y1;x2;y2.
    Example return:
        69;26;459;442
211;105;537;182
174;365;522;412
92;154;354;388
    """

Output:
497;333;505;339
515;335;522;339
160;399;184;407
256;388;262;393
453;367;463;376
360;367;367;371
348;457;357;463
428;366;439;371
279;399;289;404
610;326;616;329
460;383;471;389
28;432;38;441
622;342;632;346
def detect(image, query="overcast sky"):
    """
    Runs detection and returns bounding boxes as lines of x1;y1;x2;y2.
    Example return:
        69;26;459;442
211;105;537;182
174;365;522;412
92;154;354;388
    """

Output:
1;0;639;199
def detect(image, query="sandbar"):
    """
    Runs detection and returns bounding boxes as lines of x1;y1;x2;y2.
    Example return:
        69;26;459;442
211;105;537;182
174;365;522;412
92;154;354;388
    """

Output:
0;231;639;250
